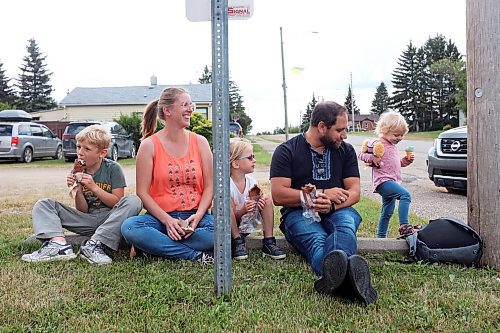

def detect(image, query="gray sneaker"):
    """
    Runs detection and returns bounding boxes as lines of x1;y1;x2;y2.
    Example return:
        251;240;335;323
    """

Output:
21;241;76;262
79;239;112;265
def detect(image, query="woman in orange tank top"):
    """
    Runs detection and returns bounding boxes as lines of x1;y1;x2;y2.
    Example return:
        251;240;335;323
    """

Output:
121;88;214;264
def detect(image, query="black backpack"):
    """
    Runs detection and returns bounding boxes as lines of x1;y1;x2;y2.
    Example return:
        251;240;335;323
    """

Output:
406;216;484;267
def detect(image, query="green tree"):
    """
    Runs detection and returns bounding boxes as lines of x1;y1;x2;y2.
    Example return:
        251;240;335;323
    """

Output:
391;41;427;131
370;82;390;115
16;39;57;112
300;93;318;131
0;61;16;106
197;66;252;134
422;35;462;129
198;65;211;84
344;85;360;115
430;58;466;120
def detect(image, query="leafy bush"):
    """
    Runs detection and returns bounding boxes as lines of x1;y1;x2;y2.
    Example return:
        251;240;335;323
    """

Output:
114;113;142;149
443;124;453;131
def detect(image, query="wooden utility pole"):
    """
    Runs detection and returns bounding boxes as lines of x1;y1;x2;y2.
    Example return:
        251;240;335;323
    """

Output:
466;0;500;269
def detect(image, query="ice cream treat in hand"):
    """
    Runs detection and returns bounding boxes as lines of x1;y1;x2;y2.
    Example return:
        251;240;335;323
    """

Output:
179;219;194;236
248;184;262;199
300;183;321;222
405;145;415;159
69;159;87;198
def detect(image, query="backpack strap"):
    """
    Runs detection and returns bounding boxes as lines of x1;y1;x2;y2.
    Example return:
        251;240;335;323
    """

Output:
406;232;418;257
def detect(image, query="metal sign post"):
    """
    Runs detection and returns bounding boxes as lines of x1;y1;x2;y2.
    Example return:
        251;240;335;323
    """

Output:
211;0;232;296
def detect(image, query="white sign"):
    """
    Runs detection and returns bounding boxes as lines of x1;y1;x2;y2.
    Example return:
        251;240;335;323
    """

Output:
186;0;253;22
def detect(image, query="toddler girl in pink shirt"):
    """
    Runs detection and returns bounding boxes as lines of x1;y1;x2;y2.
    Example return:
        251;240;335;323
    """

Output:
359;111;421;238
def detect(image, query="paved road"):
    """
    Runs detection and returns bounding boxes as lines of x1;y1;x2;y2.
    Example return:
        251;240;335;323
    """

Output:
250;134;467;223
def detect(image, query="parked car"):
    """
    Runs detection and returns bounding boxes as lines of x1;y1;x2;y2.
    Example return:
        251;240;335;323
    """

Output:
229;121;243;137
427;126;467;192
62;121;136;162
0;121;63;163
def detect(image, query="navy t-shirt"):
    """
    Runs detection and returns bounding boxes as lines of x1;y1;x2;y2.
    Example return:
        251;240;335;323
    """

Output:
270;134;360;217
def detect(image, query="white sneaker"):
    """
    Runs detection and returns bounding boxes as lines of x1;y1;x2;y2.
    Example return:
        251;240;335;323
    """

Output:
21;241;76;262
79;239;113;265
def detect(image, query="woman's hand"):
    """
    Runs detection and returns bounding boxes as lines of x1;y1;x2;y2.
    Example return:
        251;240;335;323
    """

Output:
164;217;184;241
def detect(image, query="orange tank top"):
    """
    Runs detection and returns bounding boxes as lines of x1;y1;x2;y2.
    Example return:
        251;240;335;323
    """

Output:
149;131;204;212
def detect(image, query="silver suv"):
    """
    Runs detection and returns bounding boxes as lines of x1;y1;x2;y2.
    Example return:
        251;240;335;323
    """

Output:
0;121;63;163
427;126;467;192
62;121;136;162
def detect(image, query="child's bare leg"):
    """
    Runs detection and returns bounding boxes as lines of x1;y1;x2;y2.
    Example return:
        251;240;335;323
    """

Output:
230;204;241;239
261;196;275;238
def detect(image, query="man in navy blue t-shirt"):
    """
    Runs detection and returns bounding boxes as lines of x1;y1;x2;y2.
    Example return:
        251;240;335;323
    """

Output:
270;101;377;305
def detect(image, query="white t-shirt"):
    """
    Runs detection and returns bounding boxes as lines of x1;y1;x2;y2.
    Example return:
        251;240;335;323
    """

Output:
230;174;257;211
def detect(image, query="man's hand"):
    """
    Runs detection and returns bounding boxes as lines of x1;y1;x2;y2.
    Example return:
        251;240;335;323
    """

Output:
324;188;350;205
312;192;334;214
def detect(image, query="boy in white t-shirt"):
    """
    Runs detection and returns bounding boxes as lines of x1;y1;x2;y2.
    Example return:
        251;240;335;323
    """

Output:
229;139;285;260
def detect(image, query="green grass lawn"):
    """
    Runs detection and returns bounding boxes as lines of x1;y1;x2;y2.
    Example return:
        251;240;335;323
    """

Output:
1;191;498;332
0;157;137;169
347;130;443;141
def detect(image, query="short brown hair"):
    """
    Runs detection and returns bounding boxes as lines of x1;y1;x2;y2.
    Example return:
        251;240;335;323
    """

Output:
76;124;111;150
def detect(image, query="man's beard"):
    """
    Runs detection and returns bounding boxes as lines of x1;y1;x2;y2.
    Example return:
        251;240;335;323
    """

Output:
320;135;341;150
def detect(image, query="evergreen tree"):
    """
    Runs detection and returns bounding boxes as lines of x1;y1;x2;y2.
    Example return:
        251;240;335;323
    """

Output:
422;35;462;129
197;66;252;134
300;93;318;131
344;85;360;115
391;41;427;131
0;61;16;106
16;39;57;112
431;58;466;120
198;65;211;83
370;82;390;115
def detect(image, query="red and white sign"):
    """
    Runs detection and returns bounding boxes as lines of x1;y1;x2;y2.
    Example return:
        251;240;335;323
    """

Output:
186;0;253;22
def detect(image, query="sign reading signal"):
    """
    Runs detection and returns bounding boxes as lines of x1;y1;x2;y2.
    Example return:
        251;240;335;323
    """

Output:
186;0;253;22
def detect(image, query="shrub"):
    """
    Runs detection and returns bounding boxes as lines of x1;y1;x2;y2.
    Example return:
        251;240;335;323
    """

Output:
443;124;453;131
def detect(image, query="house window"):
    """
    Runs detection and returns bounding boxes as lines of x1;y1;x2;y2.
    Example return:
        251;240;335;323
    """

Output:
195;107;208;119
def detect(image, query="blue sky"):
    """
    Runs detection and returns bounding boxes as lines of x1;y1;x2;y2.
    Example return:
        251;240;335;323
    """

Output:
1;0;466;133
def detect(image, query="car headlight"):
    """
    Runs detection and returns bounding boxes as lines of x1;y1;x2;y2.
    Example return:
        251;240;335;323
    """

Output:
434;138;439;149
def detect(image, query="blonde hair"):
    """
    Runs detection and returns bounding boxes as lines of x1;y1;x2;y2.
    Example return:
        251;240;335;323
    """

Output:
76;124;111;150
375;111;409;136
141;87;189;140
230;138;252;164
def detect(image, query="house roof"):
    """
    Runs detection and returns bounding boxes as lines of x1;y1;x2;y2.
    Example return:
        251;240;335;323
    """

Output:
348;114;379;122
59;83;212;106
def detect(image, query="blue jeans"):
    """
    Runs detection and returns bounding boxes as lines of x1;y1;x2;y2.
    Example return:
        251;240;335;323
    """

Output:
121;211;214;260
283;207;362;276
376;180;411;238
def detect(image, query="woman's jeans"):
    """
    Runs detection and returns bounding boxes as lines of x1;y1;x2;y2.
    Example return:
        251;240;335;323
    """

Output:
121;211;214;260
283;207;362;276
376;180;411;238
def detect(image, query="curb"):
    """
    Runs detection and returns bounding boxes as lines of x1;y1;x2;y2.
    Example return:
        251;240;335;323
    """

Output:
25;233;409;256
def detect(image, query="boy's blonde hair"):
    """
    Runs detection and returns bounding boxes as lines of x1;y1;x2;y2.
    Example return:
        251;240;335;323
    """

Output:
230;138;252;163
375;111;409;136
76;124;111;150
